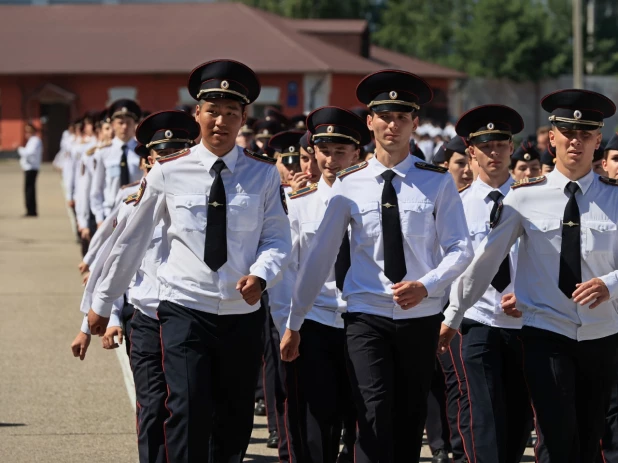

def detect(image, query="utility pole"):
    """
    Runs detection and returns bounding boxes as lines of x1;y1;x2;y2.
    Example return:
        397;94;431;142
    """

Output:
573;0;584;88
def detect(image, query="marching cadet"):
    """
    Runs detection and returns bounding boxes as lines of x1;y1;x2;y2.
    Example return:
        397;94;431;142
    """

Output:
281;70;473;463
440;89;618;463
288;131;321;192
436;136;473;191
277;106;370;463
447;105;534;463
86;59;291;463
90;99;142;226
510;140;541;181
603;133;618;179
540;144;556;175
62;118;81;214
236;116;256;148
272;130;304;193
253;118;282;155
17;123;43;218
592;145;607;176
290;114;307;130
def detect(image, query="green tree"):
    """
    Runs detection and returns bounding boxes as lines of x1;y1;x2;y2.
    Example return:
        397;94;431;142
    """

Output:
237;0;377;20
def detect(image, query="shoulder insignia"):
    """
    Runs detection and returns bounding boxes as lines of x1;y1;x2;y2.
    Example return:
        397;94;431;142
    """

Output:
86;147;97;156
124;193;138;205
289;182;318;200
415;162;447;173
121;179;141;190
101;142;112;149
244;148;276;164
337;161;368;179
157;148;190;165
458;184;471;194
134;178;147;205
600;176;618;186
511;176;546;189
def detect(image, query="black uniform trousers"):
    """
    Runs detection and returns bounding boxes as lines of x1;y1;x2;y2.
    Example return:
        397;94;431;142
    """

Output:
426;360;451;454
344;312;442;463
24;169;38;216
460;319;533;463
599;377;618;463
285;319;357;463
520;326;618;463
121;301;136;357
261;293;289;461
129;310;168;463
158;300;265;463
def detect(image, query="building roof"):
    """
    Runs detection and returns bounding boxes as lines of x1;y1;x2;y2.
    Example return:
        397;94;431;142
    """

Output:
370;46;466;79
0;2;464;79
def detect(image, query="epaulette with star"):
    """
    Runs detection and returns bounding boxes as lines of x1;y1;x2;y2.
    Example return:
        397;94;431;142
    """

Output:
124;193;138;205
121;180;141;190
458;184;471;194
511;176;546;189
600;176;618;186
415;162;447;173
157;148;190;165
337;161;368;179
289;183;318;200
244;148;276;164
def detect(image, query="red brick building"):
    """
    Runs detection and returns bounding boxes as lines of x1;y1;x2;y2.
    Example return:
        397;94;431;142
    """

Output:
0;2;465;161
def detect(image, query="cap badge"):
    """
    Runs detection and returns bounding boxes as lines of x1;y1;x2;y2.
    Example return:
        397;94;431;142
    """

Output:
307;147;314;154
389;91;398;100
327;125;334;133
121;107;128;113
524;153;531;161
574;110;582;120
220;80;229;90
164;130;173;139
487;122;495;130
262;129;269;135
288;146;295;153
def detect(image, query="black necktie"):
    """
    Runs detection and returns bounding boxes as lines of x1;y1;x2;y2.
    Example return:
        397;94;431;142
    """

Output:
120;144;130;186
381;170;407;283
204;160;227;271
559;181;581;298
488;190;511;292
335;232;351;291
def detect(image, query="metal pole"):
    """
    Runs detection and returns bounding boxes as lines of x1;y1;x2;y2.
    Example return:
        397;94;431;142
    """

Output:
573;0;584;88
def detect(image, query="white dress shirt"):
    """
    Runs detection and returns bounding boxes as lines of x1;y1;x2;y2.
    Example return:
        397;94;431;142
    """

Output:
444;168;618;341
291;155;473;320
449;176;521;329
73;138;98;229
91;143;292;318
90;137;141;223
274;176;346;333
18;135;42;171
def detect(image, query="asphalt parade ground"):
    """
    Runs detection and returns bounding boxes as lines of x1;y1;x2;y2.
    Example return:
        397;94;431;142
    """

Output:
0;160;534;462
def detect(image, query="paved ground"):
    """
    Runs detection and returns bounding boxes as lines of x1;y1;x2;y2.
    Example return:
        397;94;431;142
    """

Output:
0;160;535;462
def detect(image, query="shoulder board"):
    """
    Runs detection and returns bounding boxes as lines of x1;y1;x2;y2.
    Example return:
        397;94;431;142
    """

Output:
157;148;190;165
86;146;97;156
124;193;138;205
458;184;471;194
244;148;276;164
121;180;141;190
337;161;368;179
599;176;618;186
415;162;447;173
289;183;318;200
511;176;546;189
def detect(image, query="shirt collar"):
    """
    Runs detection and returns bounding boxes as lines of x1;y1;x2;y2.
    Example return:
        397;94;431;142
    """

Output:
196;142;239;173
474;176;514;200
112;137;137;149
369;153;415;178
547;167;594;195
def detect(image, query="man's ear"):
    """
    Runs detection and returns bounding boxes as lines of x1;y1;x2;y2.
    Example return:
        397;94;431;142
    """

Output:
367;113;373;132
595;130;603;150
468;145;477;160
548;128;556;147
412;115;419;132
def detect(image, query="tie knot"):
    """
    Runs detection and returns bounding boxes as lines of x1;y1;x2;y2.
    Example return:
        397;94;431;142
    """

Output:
381;170;396;182
212;159;226;174
488;190;504;203
121;144;127;152
566;181;580;195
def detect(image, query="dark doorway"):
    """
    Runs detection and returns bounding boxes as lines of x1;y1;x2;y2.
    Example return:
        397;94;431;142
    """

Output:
40;103;70;162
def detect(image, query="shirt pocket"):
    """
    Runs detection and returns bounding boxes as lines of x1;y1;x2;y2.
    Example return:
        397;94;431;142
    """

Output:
300;220;320;240
107;164;121;179
583;220;617;254
400;202;434;237
228;193;260;232
173;194;207;232
468;221;489;244
525;217;562;254
351;201;381;239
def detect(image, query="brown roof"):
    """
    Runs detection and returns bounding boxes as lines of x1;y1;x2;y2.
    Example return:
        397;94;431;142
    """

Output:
0;2;464;79
370;46;466;79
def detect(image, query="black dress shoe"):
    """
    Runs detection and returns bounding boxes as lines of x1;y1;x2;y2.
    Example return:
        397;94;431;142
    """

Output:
432;449;450;463
266;430;279;449
254;399;266;416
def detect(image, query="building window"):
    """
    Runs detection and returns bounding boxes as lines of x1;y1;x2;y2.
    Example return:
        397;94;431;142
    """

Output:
252;86;281;117
177;87;194;106
107;87;137;105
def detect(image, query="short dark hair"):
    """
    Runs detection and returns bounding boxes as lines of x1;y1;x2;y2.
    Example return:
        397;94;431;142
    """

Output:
198;99;246;112
25;123;36;132
444;148;467;165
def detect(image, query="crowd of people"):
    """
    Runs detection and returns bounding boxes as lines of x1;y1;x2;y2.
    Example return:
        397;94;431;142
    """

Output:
48;58;618;463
